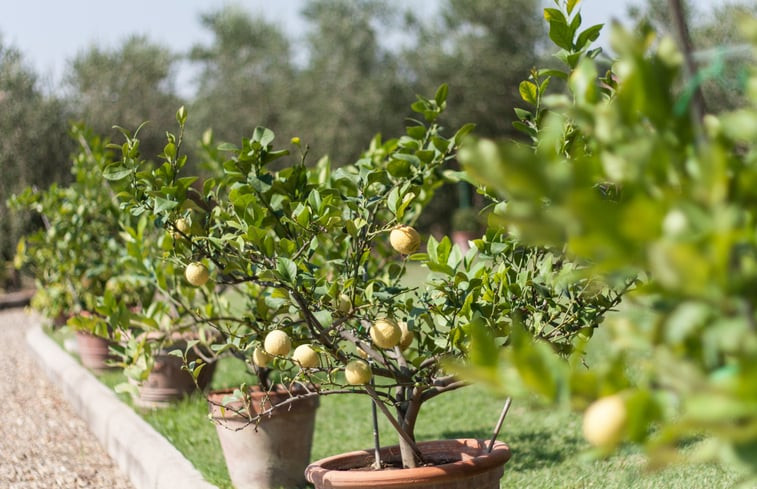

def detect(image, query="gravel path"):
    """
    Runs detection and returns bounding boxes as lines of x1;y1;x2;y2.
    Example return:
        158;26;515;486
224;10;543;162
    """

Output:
0;308;134;489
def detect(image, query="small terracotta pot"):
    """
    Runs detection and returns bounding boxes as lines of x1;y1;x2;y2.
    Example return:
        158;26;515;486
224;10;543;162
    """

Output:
75;330;117;372
305;438;511;489
208;385;319;489
134;343;217;407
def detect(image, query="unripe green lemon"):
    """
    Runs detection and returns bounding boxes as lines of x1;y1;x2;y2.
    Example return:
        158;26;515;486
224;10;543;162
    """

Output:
398;321;414;350
252;347;272;367
185;262;209;286
264;330;291;356
370;318;402;349
292;344;319;368
345;360;372;385
389;226;421;255
336;294;352;314
582;394;627;448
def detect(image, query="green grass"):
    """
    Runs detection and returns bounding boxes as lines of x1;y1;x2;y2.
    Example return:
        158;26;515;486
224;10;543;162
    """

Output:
97;364;737;489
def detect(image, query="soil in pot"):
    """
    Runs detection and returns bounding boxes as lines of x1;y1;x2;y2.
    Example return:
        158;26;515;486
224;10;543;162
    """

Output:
208;385;319;489
305;438;511;489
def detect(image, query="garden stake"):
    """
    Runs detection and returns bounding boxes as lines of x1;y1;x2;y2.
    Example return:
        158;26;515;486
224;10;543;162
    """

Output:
487;397;512;453
370;378;382;469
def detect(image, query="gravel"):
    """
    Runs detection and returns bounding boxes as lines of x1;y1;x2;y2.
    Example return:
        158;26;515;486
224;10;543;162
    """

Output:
0;308;134;489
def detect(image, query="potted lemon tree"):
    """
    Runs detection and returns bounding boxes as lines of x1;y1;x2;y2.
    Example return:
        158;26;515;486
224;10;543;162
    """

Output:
103;78;624;489
10;125;132;371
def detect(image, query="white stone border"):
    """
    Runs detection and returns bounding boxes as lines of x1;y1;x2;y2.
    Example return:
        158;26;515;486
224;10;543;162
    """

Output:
26;324;218;489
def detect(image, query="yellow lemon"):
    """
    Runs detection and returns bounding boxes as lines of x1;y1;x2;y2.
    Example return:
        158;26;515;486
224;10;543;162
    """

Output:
389;226;421;255
356;347;369;359
398;321;414;350
345;360;372;385
252;347;272;367
264;330;291;356
292;344;319;368
370;318;402;349
175;218;191;234
582;395;627;448
185;262;209;286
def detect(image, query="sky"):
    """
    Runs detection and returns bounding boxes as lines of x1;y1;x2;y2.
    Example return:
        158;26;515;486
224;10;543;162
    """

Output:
0;0;725;96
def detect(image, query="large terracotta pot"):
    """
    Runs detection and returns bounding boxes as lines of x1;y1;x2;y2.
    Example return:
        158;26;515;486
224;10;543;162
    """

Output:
305;438;511;489
75;330;116;372
208;385;319;489
134;342;216;407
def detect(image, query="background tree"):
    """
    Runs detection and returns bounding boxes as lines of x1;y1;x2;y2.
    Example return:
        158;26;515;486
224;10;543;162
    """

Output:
629;0;756;112
0;35;71;274
188;5;294;152
63;35;182;161
402;0;544;234
285;0;407;164
405;0;543;140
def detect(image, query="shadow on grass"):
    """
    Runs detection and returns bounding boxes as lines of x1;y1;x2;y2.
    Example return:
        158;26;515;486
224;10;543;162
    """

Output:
441;427;584;472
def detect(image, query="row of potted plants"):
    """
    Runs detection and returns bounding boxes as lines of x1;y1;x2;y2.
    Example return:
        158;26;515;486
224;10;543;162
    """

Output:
17;1;741;487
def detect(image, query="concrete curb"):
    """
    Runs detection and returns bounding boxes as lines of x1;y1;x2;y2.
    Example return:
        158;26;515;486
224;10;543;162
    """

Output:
26;323;218;489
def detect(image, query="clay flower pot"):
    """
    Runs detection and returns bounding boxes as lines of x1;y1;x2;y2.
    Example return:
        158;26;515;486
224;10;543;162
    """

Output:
75;330;117;372
208;385;319;489
134;342;216;407
305;438;511;489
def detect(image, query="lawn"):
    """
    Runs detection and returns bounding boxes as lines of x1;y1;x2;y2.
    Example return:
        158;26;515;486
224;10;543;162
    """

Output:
89;353;736;489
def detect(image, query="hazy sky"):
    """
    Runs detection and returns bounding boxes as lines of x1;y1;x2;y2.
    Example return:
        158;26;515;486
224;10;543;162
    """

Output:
0;0;725;95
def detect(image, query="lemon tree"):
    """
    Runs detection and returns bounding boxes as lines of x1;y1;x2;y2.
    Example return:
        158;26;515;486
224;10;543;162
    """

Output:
9;126;130;334
104;83;621;469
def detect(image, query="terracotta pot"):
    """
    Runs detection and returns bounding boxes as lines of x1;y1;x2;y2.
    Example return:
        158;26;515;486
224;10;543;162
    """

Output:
208;385;319;489
451;230;477;253
134;343;217;407
305;438;511;489
75;330;117;372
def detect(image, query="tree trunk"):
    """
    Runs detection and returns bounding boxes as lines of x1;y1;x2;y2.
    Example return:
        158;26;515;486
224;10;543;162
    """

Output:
397;387;422;468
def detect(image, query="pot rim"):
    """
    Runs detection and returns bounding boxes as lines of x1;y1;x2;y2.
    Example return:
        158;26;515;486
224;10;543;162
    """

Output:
208;384;319;419
305;438;510;487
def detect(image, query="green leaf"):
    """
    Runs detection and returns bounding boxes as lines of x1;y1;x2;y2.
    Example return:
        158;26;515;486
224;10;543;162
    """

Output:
253;127;275;147
537;68;568;80
313;309;333;329
153;196;179;213
217;142;238;152
544;9;574;51
513;121;536;137
575;24;603;50
276;257;297;283
435;83;449;106
387;159;412;178
469;316;498;368
103;165;132;181
514;108;532;121
453;123;477;145
567;0;580;15
519;81;538;105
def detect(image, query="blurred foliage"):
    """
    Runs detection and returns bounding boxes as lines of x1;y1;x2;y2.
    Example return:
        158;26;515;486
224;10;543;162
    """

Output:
188;6;294;156
9;126;124;323
63;35;183;163
460;0;757;483
0;37;72;264
629;0;757;112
